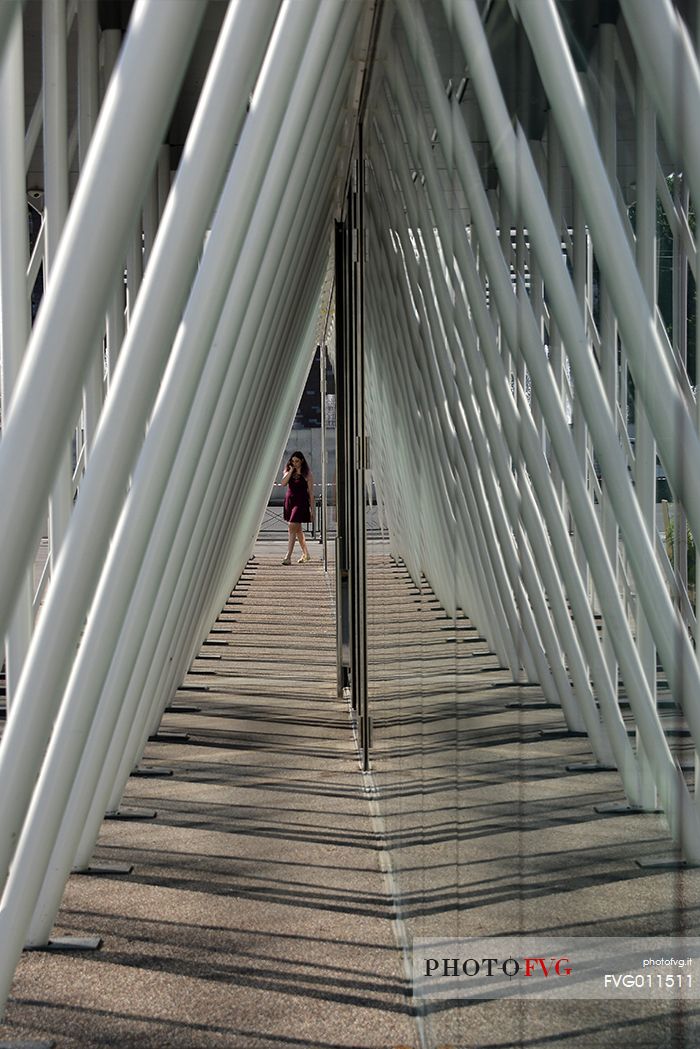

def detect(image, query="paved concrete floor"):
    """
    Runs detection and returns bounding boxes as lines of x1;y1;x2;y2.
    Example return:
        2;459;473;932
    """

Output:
0;545;416;1049
366;551;700;1049
2;539;700;1048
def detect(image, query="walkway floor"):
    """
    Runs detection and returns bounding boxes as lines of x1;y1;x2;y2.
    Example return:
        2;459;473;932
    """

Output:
0;545;416;1049
2;540;700;1048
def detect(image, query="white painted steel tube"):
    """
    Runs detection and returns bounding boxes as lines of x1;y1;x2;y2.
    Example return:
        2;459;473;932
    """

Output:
372;95;532;666
102;204;333;827
112;78;352;775
0;3;28;407
97;73;348;817
365;190;475;612
442;0;700;847
597;23;620;706
15;3;350;949
150;235;333;748
370;125;487;618
365;262;509;662
0;0;20;60
619;0;700;215
142;172;158;269
513;0;700;562
0;0;279;891
102;25;124;382
456;0;700;759
365;182;517;669
36;175;332;932
384;61;611;743
373;102;568;710
24;88;42;174
77;0;103;462
68;0;334;739
0;0;205;637
0;3;33;708
399;2;640;792
43;0;73;568
125;217;143;327
172;96;342;659
159;106;349;696
377;86;531;671
634;66;660;809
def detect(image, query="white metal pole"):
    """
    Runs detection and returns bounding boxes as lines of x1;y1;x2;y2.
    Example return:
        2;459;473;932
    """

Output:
514;0;700;556
597;21;621;765
366;264;511;662
619;0;700;214
142;168;158;270
84;192;334;857
634;64;660;810
366;177;516;665
43;0;73;568
440;0;700;846
78;0;103;461
546;114;565;509
572;186;590;591
400;0;644;799
106;19;355;753
444;0;700;723
0;0;278;893
0;0;206;639
94;65;348;803
384;57;618;748
110;93;347;805
157;142;170;218
6;0;351;962
125;213;143;325
0;3;33;710
375;96;581;722
102;23;124;382
145;221;333;750
35;220;328;935
0;0;20;60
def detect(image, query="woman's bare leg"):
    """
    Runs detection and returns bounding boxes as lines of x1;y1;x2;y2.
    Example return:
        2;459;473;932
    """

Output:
298;525;310;559
285;524;296;560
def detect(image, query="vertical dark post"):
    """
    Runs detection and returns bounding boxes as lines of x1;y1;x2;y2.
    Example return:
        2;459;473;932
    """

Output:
335;220;351;702
334;128;370;770
352;128;369;770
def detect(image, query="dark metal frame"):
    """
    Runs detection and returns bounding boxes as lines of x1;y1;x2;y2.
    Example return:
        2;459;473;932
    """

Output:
335;132;370;770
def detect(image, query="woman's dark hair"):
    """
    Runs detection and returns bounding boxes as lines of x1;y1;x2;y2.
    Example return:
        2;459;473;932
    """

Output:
287;450;309;477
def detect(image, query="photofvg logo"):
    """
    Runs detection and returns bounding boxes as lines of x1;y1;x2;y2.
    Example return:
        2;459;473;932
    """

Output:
425;954;572;981
412;937;700;1001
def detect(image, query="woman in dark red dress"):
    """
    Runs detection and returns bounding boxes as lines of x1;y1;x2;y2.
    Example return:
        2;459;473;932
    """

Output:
281;451;314;564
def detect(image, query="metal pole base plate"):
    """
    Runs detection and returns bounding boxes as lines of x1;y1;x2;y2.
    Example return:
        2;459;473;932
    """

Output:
538;728;588;738
566;762;617;773
130;766;174;777
105;807;157;820
506;699;560;708
594;801;662;816
635;855;689;870
25;936;102;952
74;862;134;875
